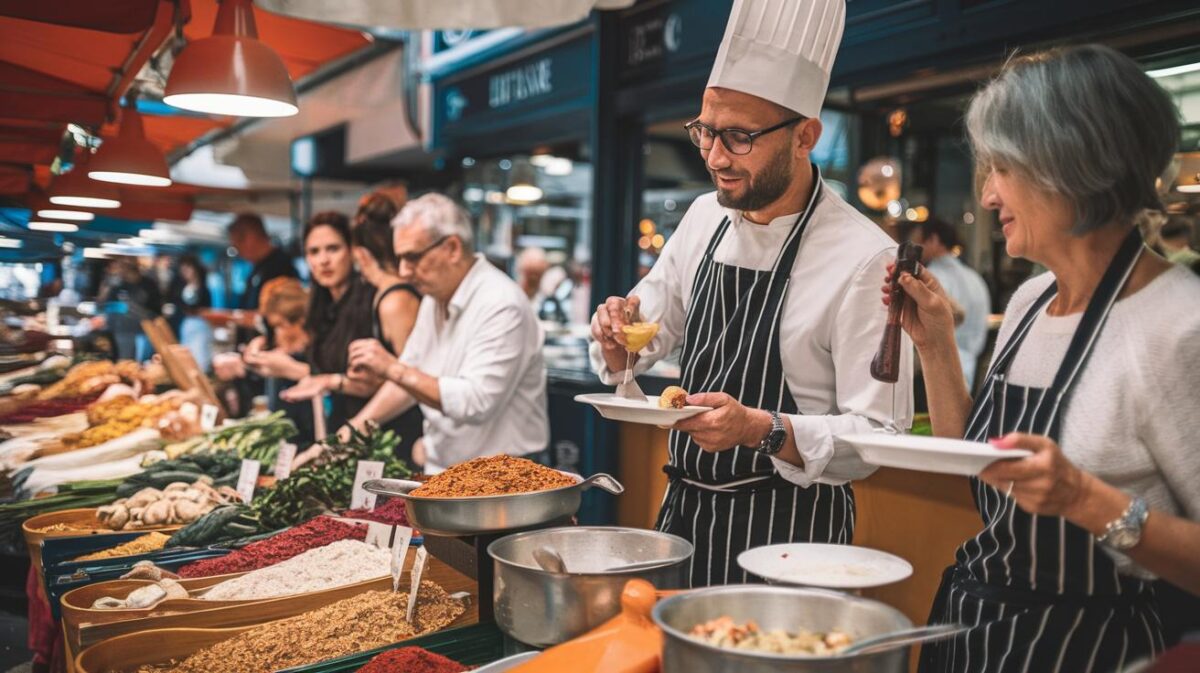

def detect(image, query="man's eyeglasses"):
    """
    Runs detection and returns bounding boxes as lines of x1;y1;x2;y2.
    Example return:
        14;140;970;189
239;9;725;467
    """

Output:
684;116;805;156
397;235;450;266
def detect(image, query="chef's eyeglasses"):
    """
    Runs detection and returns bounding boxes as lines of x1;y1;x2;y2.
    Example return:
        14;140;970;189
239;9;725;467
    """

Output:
685;116;805;155
397;235;450;266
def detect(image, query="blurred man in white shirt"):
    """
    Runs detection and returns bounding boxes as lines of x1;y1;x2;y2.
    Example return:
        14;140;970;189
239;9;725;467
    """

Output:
346;193;549;473
909;218;991;387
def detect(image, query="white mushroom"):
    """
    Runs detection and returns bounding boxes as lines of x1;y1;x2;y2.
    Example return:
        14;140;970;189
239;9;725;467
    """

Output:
158;578;188;601
163;482;191;493
92;597;126;610
142;499;172;526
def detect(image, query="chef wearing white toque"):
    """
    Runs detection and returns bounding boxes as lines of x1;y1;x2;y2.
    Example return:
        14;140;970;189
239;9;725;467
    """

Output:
590;0;913;588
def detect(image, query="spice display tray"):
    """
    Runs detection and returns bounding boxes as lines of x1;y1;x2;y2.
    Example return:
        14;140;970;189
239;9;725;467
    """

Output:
73;551;480;673
278;623;507;673
22;508;183;586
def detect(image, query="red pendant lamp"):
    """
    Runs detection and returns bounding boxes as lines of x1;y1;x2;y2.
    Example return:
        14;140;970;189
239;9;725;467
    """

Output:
49;154;122;209
163;0;299;118
88;105;173;187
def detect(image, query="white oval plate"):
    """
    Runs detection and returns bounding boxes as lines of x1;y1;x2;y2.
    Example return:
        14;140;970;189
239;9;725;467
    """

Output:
840;432;1032;476
574;392;710;425
738;543;913;589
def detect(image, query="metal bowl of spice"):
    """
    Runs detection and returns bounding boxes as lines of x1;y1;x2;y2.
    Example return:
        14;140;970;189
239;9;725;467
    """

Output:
363;456;624;537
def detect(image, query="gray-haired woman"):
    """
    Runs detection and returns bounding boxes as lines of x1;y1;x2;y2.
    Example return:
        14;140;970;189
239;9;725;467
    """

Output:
885;45;1200;671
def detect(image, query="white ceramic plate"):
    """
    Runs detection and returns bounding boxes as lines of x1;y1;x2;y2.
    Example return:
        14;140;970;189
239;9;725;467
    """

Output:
738;543;913;589
840;432;1033;476
574;392;710;425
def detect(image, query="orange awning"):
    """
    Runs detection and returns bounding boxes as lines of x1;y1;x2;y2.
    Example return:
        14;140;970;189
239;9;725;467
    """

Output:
0;0;371;215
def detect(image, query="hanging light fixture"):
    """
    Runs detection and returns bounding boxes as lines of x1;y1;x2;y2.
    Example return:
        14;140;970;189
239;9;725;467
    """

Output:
163;0;299;118
48;155;122;209
88;105;172;187
28;221;80;233
38;209;95;221
506;160;543;204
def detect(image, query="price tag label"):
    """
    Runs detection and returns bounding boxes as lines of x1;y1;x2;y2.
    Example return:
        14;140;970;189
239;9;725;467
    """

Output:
274;442;297;481
200;404;219;432
350;460;385;510
236;459;261;504
406;545;427;621
391;526;414;592
366;522;391;548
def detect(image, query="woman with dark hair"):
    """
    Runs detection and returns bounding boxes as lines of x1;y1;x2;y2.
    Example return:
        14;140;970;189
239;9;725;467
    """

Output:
284;193;423;461
888;45;1200;671
169;254;214;371
246;211;375;433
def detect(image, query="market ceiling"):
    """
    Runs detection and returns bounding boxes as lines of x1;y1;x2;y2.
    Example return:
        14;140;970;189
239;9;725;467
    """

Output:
0;0;371;219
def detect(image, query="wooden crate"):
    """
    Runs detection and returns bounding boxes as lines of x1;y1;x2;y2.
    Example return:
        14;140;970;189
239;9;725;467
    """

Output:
73;549;478;672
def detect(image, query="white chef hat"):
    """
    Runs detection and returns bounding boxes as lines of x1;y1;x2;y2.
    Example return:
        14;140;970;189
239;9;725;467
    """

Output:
707;0;846;118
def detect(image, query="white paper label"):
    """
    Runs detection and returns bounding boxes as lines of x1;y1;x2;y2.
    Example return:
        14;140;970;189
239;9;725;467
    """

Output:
236;459;261;503
200;404;218;432
391;526;414;592
350;460;385;510
406;545;427;617
274;442;297;480
366;522;391;548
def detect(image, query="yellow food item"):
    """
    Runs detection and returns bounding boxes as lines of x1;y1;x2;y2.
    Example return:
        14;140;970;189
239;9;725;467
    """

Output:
658;386;688;409
73;532;171;562
622;322;659;353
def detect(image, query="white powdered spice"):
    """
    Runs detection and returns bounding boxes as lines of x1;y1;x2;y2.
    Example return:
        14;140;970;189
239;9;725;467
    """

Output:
200;539;390;601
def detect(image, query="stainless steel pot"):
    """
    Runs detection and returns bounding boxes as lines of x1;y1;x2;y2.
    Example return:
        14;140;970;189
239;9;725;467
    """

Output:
653;585;913;673
362;472;624;537
488;526;693;647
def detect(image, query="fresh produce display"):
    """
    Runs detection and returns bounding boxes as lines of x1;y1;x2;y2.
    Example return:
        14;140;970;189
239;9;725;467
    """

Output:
0;396;97;424
161;411;296;467
72;532;172;562
34;359;148;400
133;583;466;673
117;451;246;498
96;480;241;530
358;647;468;673
177;516;366;578
0;478;123;537
198;539;390;601
54;396;181;453
167;425;409;548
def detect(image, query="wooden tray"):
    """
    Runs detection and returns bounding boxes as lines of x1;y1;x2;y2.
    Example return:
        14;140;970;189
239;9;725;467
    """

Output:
71;548;478;671
22;509;183;585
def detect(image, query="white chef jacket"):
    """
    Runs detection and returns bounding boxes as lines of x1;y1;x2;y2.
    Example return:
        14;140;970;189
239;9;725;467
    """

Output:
401;255;550;473
590;189;913;486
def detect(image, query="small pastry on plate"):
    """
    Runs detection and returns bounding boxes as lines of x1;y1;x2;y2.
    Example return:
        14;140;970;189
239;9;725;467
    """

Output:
659;386;688;409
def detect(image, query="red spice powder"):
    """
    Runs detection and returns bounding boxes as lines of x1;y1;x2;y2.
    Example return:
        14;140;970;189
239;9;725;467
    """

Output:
177;517;365;578
357;647;467;673
341;498;410;527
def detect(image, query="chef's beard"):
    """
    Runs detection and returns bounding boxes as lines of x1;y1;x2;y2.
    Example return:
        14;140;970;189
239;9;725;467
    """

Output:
711;145;793;212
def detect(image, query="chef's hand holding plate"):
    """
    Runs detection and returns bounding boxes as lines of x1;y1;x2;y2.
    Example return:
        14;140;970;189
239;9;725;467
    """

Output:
881;262;956;352
673;392;770;452
980;432;1090;518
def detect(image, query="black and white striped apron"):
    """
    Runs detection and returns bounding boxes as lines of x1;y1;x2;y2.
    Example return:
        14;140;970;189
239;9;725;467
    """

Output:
654;173;854;588
920;229;1165;673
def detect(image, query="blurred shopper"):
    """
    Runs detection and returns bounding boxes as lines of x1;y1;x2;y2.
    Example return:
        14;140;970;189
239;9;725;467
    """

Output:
908;218;990;386
1160;216;1200;267
515;246;550;307
891;45;1200;672
98;257;161;361
227;212;297;309
167;255;214;372
284;193;424;462
343;193;549;473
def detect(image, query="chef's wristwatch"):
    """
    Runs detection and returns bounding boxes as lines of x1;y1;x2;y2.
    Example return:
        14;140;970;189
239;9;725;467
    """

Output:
755;410;787;456
1097;496;1148;551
